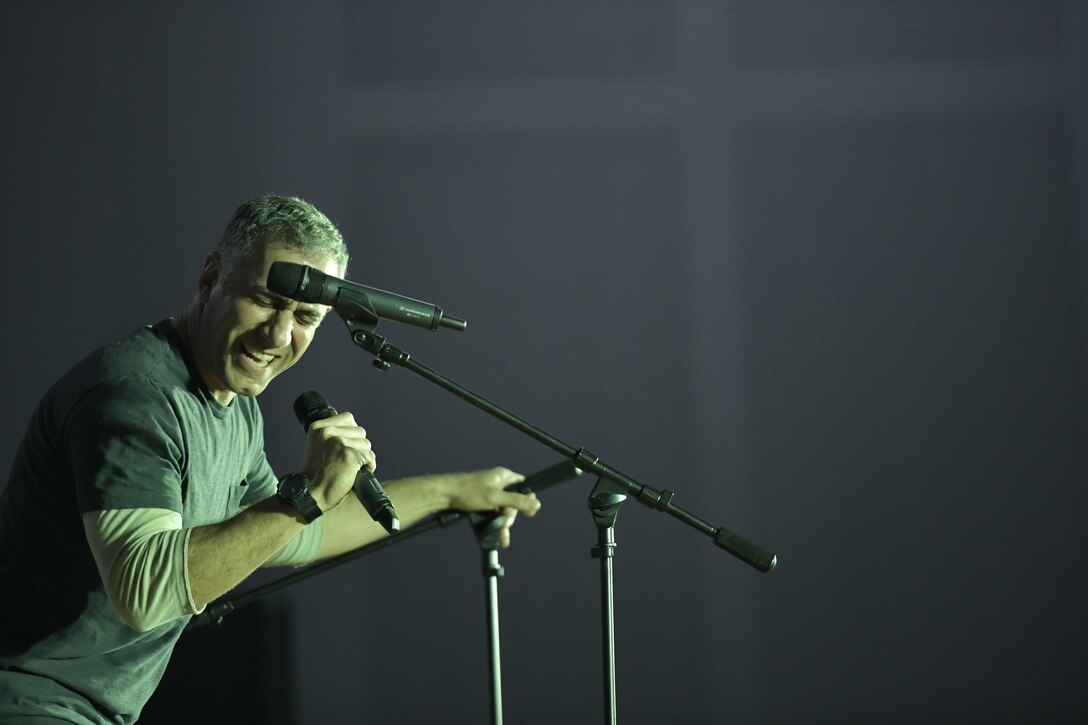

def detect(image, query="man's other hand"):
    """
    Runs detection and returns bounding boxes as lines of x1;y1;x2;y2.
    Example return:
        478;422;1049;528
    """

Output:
447;467;541;548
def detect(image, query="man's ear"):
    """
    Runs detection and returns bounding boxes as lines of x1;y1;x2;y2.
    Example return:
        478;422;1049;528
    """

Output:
198;253;221;298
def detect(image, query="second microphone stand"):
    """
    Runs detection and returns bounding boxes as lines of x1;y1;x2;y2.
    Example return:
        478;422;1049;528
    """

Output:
588;477;627;723
342;314;777;724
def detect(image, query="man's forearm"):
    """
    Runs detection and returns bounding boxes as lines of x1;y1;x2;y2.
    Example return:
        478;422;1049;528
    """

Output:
315;468;538;560
187;496;309;608
317;475;455;560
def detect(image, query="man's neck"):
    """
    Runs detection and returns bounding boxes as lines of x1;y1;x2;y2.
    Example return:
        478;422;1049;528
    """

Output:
171;305;235;406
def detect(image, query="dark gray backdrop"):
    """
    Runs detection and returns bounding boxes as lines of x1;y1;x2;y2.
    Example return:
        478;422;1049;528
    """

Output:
2;1;1086;723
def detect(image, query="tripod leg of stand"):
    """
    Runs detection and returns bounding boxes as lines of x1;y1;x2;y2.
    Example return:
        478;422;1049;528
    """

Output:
590;478;627;725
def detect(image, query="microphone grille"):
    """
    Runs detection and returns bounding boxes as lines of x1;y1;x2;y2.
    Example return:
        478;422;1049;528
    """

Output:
293;390;337;430
268;262;325;303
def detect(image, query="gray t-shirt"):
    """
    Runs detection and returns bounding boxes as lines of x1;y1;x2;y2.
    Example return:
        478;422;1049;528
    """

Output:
0;321;278;723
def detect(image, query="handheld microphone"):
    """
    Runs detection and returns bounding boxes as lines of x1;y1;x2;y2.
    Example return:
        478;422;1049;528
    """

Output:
268;261;467;332
293;391;400;534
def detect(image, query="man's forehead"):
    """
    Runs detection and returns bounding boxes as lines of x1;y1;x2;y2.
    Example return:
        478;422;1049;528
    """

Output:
250;280;329;309
224;255;327;307
232;244;337;280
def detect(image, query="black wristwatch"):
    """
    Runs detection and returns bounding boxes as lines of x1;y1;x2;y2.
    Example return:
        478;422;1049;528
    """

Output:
277;473;323;523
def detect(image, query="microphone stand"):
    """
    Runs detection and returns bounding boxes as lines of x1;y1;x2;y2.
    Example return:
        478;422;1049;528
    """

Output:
188;509;462;629
188;462;580;629
341;315;777;724
467;461;584;725
189;461;583;725
343;317;776;572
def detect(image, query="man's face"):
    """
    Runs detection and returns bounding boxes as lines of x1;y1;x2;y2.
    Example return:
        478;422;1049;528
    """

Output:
191;243;338;405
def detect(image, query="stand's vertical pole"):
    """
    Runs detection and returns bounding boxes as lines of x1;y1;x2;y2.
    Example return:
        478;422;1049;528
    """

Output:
483;548;504;725
472;513;507;725
589;478;627;725
596;524;618;724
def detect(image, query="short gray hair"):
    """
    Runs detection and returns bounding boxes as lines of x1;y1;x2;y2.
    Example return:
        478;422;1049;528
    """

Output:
217;195;349;278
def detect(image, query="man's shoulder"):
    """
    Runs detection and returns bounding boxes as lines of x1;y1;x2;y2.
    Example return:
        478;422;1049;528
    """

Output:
93;322;182;381
44;323;190;418
66;322;187;389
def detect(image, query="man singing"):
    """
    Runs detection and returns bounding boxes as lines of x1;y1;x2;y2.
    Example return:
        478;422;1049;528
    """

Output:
0;195;540;723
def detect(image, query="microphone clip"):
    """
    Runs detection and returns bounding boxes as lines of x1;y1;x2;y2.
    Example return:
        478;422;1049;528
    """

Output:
343;318;412;372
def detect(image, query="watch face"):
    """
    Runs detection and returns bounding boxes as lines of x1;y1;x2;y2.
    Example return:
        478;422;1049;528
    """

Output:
278;473;321;522
280;474;308;499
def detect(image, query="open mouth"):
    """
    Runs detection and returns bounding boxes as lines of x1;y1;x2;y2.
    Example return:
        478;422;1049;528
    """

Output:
240;341;276;368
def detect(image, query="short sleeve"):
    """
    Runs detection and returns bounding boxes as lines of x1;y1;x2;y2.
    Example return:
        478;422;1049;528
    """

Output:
65;377;185;514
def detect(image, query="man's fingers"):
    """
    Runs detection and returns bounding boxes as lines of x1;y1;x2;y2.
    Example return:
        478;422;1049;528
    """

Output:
306;411;358;430
492;467;525;486
311;426;377;471
497;507;518;549
497;491;540;516
307;410;370;443
361;451;377;472
316;424;370;440
346;442;376;472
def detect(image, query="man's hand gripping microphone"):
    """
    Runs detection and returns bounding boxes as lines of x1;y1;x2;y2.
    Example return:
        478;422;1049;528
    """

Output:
293;391;400;534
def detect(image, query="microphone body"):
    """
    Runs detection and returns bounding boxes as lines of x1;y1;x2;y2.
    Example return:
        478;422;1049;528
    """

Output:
268;261;466;332
293;391;400;534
